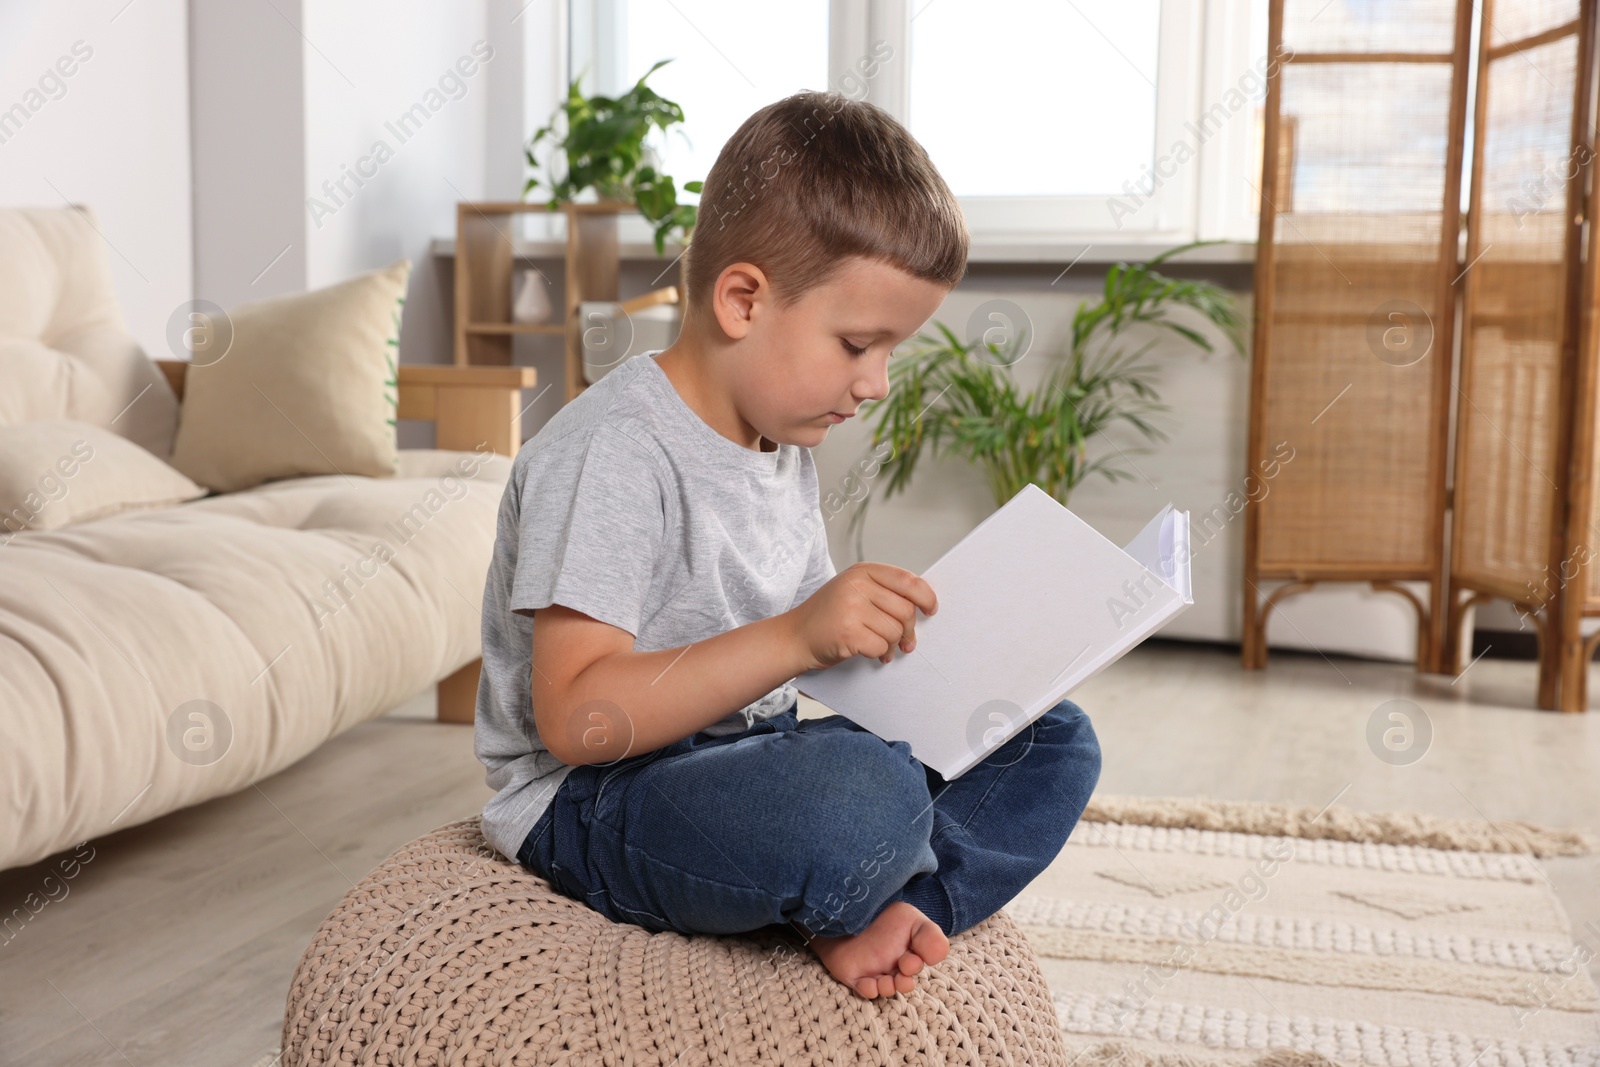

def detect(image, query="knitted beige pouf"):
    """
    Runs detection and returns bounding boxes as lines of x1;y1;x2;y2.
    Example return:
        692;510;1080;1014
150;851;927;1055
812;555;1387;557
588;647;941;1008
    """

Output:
282;819;1069;1066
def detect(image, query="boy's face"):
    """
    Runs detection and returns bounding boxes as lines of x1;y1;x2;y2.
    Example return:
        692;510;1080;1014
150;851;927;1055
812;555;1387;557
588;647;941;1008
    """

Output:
714;255;952;448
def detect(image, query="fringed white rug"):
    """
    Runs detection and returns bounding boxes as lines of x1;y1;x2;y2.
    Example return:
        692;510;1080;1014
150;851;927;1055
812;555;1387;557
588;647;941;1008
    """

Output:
1007;795;1600;1067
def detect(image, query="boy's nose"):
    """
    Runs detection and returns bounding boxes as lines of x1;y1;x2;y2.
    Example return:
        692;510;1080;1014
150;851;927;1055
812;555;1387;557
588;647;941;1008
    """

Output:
856;363;891;404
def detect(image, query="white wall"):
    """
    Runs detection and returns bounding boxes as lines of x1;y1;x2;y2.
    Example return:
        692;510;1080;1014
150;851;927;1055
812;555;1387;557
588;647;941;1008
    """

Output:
0;0;192;361
190;0;550;393
189;0;307;307
300;2;491;367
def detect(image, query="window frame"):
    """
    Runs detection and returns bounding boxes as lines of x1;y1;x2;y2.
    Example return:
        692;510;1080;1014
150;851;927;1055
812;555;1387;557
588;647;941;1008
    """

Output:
566;0;1264;254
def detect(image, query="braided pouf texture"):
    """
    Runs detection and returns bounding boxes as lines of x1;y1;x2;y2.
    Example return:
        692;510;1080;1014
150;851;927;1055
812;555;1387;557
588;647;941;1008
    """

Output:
282;819;1069;1066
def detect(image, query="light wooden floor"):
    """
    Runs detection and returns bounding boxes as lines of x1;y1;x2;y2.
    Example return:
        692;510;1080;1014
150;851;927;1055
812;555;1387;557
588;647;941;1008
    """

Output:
3;641;1598;1066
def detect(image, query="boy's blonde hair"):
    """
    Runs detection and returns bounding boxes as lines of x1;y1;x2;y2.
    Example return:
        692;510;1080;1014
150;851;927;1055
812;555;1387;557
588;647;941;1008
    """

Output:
683;91;969;320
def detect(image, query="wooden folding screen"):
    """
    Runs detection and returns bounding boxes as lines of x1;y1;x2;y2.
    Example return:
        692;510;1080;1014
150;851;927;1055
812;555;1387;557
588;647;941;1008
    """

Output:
1448;1;1597;710
1242;0;1475;671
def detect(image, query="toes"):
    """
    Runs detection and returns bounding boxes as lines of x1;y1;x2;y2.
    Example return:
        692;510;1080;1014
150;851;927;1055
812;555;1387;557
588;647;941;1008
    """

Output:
898;951;924;977
909;919;951;966
851;968;917;999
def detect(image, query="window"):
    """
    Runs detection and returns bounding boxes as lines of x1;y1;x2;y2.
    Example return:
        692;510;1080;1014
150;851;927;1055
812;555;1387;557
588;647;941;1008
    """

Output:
566;0;1266;252
909;2;1163;200
568;0;829;190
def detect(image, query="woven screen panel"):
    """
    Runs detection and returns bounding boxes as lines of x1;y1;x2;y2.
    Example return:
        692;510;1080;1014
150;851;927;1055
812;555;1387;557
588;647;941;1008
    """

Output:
1490;0;1581;40
1256;10;1459;573
1451;20;1579;599
1282;0;1458;50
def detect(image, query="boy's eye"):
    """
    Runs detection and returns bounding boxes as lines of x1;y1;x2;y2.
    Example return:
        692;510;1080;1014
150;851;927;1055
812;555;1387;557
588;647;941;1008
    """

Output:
841;339;868;356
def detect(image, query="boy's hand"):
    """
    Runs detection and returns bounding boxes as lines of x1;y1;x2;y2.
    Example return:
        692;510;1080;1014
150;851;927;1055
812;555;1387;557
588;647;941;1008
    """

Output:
786;562;938;672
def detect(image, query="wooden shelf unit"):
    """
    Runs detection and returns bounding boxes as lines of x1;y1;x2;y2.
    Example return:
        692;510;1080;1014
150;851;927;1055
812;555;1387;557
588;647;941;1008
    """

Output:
453;200;682;405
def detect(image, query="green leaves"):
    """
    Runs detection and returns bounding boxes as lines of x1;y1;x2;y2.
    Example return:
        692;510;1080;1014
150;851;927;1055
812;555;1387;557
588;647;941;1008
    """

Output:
1073;240;1245;359
632;169;701;255
523;59;702;252
849;246;1243;555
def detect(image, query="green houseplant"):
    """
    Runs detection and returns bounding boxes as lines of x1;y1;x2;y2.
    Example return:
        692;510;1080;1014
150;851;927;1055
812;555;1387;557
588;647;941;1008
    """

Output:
848;243;1245;557
525;58;702;254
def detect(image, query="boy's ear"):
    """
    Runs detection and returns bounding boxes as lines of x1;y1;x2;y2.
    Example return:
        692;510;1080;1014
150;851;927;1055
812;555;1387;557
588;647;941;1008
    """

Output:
710;261;769;341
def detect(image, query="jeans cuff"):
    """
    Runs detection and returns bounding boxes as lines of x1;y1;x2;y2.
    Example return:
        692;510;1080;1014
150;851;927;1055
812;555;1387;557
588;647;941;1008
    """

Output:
886;875;955;937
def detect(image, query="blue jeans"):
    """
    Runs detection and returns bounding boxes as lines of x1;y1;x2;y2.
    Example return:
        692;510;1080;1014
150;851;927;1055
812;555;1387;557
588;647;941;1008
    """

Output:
515;697;1102;939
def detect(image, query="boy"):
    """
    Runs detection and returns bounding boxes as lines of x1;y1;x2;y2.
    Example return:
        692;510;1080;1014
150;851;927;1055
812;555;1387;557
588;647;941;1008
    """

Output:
475;90;1102;1000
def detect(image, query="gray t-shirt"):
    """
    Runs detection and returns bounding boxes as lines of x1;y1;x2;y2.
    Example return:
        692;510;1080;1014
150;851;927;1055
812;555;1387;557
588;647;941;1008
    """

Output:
474;350;838;861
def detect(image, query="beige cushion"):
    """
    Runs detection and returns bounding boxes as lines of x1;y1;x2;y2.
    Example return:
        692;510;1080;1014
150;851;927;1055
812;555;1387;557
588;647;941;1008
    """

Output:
0;206;181;458
0;447;512;872
169;260;410;492
0;419;207;535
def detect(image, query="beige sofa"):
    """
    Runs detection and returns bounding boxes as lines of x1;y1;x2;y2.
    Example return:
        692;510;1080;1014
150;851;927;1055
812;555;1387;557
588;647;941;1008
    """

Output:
0;206;533;872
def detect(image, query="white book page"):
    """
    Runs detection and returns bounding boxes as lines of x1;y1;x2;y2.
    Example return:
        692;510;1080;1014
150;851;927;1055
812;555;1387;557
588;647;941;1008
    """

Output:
1121;503;1175;588
1121;504;1192;605
1173;511;1192;603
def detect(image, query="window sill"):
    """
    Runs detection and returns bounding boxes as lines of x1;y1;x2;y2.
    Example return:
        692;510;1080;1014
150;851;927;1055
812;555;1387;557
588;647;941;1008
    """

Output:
428;237;1257;267
962;240;1256;265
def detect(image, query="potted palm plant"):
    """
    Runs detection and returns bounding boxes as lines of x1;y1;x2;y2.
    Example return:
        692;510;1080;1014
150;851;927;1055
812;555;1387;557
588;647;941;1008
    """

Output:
848;243;1245;558
525;58;702;254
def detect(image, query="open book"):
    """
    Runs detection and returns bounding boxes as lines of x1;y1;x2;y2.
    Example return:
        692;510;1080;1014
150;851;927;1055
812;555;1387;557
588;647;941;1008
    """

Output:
794;484;1192;780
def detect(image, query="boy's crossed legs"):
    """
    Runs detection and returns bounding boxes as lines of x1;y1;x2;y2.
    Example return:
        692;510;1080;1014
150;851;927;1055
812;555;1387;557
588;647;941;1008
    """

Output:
516;697;1102;997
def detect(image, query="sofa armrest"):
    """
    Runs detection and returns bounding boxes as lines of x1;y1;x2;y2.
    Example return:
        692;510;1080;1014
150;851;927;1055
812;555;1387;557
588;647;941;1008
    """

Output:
394;365;538;457
154;360;538;457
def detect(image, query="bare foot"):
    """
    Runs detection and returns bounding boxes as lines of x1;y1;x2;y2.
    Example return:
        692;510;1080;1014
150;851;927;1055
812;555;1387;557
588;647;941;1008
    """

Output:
800;901;951;999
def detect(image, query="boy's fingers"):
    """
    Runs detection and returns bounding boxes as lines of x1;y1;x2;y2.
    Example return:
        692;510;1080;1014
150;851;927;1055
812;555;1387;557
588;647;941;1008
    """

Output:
854;576;927;636
843;565;926;663
837;596;892;663
864;590;918;654
867;564;938;618
859;610;903;661
850;572;917;633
